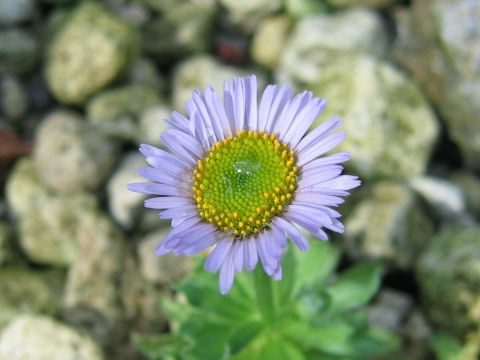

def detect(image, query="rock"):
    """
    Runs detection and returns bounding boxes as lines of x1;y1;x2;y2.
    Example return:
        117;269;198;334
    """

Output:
451;172;480;218
0;269;63;329
138;228;193;284
34;110;118;192
251;15;292;69
46;1;139;105
219;0;282;32
344;182;434;268
0;0;35;25
0;29;38;75
313;56;438;180
6;158;99;266
0;315;104;360
409;176;473;225
127;57;165;92
326;0;399;8
137;105;170;146
284;0;326;18
63;211;129;346
86;84;162;141
280;9;389;84
0;75;28;123
172;54;255;111
393;0;480;170
401;310;433;360
143;1;216;61
0;221;12;266
367;289;413;333
416;226;480;337
107;152;146;229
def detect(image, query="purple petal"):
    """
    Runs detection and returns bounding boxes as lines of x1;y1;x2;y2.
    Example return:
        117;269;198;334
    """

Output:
243;238;258;270
219;251;235;295
271;224;287;248
245;75;258;132
295;116;343;154
136;166;176;185
145;196;192;209
232;241;244;273
297;131;346;167
302;152;351;170
314;175;361;191
285;211;328;241
128;183;182;196
159;205;198;219
298;165;344;190
274;217;309;251
155;236;181;255
204;86;230;140
274;90;312;139
176;235;216;256
204;239;234;273
272;263;283;281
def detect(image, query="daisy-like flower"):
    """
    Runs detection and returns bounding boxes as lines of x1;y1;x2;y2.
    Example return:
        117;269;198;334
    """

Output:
128;75;360;294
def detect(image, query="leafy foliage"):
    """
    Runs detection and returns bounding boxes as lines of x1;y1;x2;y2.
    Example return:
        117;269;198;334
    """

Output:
135;241;399;360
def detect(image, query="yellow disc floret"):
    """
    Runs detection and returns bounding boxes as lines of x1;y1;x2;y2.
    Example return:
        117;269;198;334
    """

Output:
192;130;298;238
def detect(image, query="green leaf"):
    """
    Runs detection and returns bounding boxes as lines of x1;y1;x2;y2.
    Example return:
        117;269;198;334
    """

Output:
293;240;339;295
257;338;307;360
229;320;264;355
351;328;400;358
431;334;464;360
325;263;382;312
282;320;355;356
133;333;183;360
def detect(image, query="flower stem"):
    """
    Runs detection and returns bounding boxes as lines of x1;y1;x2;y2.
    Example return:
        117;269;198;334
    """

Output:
253;268;275;322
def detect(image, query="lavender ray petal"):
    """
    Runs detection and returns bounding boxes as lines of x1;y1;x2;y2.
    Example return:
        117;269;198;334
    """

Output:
274;90;311;139
258;85;277;132
170;111;190;131
264;85;291;134
136;166;176;185
297;132;346;167
176;235;216;256
128;183;182;196
285;212;328;241
204;238;234;273
271;224;287;248
302;152;351;171
232;240;244;273
219;251;235;295
205;86;232;139
294;116;342;154
144;196;193;209
245;75;258;131
273;217;309;251
155;236;181;256
159;205;198;219
313;175;361;191
243;238;258;270
298;165;344;189
272;263;283;281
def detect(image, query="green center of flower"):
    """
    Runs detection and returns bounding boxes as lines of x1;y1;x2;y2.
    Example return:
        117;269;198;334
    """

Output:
192;130;298;237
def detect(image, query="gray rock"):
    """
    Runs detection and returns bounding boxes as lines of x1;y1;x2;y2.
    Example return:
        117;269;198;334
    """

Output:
63;211;129;346
219;0;281;32
137;105;170;146
86;84;163;141
367;289;413;333
393;0;480;170
127;57;165;92
46;1;139;105
6;158;99;266
0;75;28;123
326;0;399;8
416;226;480;337
344;182;434;268
451;172;480;218
107;152;146;229
280;9;389;84
172;54;255;111
251;15;292;69
312;56;439;180
0;221;12;266
0;29;38;75
34;110;118;192
400;310;433;360
143;1;216;60
0;315;104;360
0;0;35;25
0;269;63;329
409;176;472;225
138;228;193;284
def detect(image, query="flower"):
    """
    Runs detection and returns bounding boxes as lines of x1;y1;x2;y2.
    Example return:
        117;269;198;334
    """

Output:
128;75;360;294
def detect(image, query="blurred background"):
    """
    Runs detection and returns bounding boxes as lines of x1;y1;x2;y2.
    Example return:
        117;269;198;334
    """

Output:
0;0;479;359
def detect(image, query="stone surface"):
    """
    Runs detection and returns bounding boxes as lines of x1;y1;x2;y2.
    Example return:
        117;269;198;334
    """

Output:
0;75;28;123
127;57;165;92
409;176;472;225
344;182;434;268
137;105;171;146
34;110;118;192
172;54;255;111
280;9;389;84
0;268;63;329
86;84;162;141
46;1;139;105
138;228;193;284
107;152;146;229
313;55;438;180
6;158;98;266
0;221;11;266
251;15;292;69
451;172;480;218
326;0;398;8
367;289;413;333
143;1;216;61
0;315;104;360
393;0;480;169
219;0;281;32
0;28;38;75
0;0;35;25
417;226;480;337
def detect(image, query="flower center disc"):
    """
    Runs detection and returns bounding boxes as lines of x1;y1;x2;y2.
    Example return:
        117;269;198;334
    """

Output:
192;130;298;237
